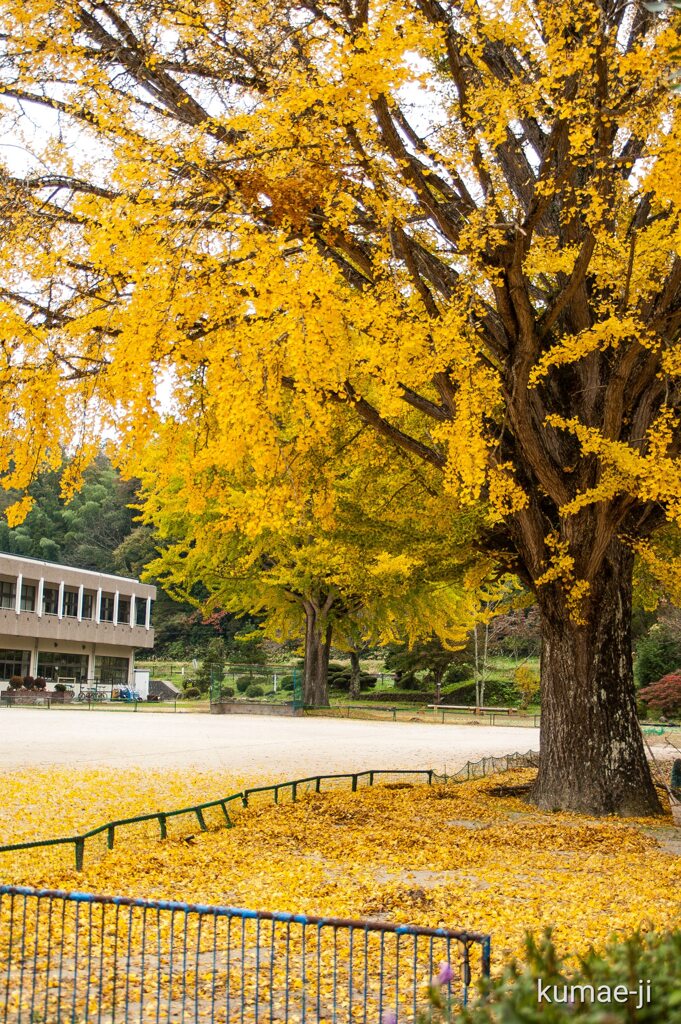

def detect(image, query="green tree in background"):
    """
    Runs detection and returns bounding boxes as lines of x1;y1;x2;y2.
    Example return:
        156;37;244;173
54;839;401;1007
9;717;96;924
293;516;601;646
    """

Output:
0;454;137;572
195;638;226;695
635;621;681;687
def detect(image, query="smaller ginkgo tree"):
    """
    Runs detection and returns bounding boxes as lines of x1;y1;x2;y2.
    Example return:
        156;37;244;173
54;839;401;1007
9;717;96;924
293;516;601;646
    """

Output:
135;413;491;706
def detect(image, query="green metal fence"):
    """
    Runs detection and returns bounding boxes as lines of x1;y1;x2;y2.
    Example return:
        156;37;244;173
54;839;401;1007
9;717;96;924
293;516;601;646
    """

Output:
0;752;539;873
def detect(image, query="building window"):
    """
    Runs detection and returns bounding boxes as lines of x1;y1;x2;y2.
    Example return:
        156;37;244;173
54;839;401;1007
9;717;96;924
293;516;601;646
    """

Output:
36;652;89;684
135;598;148;626
117;598;130;625
42;587;59;615
95;655;129;686
0;580;16;610
82;592;94;619
20;584;35;612
0;649;30;680
63;590;79;617
100;595;115;622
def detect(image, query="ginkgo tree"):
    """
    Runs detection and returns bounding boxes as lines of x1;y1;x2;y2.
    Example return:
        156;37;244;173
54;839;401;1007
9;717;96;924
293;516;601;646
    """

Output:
136;411;487;707
1;0;680;813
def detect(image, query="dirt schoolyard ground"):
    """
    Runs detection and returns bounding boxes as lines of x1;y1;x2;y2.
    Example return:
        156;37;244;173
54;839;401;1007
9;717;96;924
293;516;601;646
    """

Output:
0;707;542;776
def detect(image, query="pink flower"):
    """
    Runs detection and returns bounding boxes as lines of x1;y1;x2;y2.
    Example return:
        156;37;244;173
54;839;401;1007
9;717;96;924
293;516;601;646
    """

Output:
435;961;454;986
382;1010;397;1024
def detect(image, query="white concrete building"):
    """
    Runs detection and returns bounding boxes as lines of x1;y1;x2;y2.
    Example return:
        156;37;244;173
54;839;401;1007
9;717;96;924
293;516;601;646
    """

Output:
0;553;155;690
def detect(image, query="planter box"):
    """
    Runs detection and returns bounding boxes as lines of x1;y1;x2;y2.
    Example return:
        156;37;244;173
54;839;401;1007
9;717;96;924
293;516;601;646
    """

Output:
211;700;302;717
1;690;73;706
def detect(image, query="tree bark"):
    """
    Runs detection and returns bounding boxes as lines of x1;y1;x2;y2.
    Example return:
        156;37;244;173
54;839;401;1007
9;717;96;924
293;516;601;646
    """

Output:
532;540;661;816
433;665;443;705
349;648;361;701
302;601;332;707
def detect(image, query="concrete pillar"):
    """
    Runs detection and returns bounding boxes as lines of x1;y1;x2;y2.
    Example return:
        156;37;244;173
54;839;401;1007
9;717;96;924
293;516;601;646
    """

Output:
37;578;44;618
77;585;84;622
58;580;65;620
113;590;120;626
129;594;135;628
95;588;102;624
15;574;22;614
145;597;151;630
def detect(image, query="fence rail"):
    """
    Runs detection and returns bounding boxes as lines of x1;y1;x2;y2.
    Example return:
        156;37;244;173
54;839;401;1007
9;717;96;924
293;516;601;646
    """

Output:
0;754;539;874
0;884;490;1023
0;753;539;873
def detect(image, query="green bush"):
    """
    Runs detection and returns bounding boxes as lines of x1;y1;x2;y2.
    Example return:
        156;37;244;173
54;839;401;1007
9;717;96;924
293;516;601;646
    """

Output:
236;675;252;693
183;686;201;699
245;683;264;697
392;670;420;690
361;690;432;704
442;678;519;706
220;686;235;698
457;928;681;1023
279;675;295;691
636;699;649;721
330;670;377;692
443;662;472;685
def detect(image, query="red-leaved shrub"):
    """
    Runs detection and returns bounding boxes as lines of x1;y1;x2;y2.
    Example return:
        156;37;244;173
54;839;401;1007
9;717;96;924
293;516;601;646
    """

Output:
639;673;681;717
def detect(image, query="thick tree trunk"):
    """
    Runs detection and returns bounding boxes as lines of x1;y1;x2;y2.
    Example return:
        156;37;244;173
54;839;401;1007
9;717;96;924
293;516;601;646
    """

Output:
433;665;443;705
302;602;332;707
531;541;661;816
349;649;361;700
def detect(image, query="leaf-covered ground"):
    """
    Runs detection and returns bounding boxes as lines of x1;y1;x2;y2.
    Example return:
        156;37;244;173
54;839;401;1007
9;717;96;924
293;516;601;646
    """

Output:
1;767;680;970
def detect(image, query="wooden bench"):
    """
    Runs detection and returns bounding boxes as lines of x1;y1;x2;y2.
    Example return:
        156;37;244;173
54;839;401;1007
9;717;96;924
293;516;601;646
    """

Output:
427;704;518;715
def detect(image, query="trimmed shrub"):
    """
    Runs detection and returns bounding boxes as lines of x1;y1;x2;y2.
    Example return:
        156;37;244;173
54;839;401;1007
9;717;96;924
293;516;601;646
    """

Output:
235;675;252;693
443;662;472;685
392;670;420;690
54;683;67;693
33;676;47;690
441;678;519;706
459;928;681;1023
279;675;295;691
361;690;432;704
8;676;24;690
22;675;35;689
245;684;264;698
639;673;681;718
331;670;378;693
220;686;235;698
183;686;201;699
